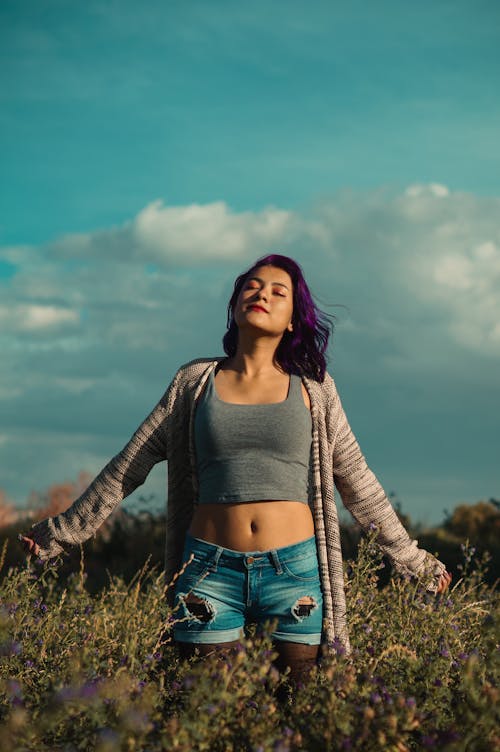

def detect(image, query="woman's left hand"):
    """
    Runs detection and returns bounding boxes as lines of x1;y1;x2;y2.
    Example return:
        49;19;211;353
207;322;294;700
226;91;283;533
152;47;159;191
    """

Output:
436;570;452;594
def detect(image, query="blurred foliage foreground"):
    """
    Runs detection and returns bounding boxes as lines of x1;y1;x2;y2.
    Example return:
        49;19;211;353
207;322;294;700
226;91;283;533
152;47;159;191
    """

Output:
0;530;498;752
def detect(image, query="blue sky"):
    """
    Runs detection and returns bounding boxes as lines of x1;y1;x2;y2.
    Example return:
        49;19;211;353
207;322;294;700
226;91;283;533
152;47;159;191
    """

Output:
0;0;499;525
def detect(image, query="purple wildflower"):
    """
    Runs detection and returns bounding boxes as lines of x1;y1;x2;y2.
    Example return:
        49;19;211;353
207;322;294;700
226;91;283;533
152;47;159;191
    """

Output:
57;686;77;702
97;728;119;743
8;680;22;697
79;682;98;699
421;735;436;747
273;742;289;752
331;637;346;656
438;730;462;743
183;676;195;690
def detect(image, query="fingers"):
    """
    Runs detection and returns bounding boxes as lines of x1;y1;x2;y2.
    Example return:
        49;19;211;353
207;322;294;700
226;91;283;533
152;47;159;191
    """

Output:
18;535;41;557
436;570;452;594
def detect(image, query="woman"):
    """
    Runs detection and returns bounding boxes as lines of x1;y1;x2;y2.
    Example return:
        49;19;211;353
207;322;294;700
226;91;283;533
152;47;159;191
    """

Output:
21;254;451;682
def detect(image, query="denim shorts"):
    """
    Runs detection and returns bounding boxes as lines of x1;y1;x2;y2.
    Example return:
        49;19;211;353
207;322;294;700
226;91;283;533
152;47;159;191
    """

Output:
172;534;323;645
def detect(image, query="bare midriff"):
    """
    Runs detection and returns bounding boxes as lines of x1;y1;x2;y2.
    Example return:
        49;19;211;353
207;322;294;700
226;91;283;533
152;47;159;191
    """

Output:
188;500;315;551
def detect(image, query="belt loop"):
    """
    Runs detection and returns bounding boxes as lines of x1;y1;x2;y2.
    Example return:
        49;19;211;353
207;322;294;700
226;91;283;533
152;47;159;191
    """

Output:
210;546;223;572
214;546;223;567
270;549;283;575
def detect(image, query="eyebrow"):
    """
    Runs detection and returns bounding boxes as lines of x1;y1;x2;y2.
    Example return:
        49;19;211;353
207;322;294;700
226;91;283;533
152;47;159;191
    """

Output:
247;276;290;290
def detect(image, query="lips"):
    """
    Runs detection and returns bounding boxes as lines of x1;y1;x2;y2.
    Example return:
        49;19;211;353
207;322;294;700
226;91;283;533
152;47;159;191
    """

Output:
247;305;268;313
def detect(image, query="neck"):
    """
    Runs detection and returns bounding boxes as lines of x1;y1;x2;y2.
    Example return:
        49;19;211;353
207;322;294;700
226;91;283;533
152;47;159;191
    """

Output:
227;331;284;377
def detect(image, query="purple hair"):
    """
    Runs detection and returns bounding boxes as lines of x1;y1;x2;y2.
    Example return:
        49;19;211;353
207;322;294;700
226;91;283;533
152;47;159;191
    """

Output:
222;254;333;381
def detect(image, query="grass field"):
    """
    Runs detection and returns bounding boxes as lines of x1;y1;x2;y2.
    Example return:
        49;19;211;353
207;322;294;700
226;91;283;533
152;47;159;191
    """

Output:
0;531;498;751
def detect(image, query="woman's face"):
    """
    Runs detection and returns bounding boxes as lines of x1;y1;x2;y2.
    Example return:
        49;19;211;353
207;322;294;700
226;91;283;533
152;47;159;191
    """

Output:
233;265;294;338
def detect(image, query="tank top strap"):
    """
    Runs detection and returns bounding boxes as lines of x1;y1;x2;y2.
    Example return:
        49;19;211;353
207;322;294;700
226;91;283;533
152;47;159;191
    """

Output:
288;373;302;401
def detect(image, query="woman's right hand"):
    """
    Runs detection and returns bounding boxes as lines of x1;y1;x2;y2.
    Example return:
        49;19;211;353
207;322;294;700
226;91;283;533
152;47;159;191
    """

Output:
18;535;40;557
436;569;452;594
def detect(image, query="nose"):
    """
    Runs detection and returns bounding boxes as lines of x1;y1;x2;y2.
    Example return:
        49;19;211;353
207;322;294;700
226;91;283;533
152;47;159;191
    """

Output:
256;284;269;301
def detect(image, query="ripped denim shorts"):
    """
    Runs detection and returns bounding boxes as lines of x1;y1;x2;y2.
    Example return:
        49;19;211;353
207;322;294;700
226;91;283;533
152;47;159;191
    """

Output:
172;533;323;645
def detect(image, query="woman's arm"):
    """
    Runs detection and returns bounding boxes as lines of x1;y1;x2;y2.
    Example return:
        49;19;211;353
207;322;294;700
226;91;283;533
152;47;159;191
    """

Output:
330;385;450;592
24;388;171;560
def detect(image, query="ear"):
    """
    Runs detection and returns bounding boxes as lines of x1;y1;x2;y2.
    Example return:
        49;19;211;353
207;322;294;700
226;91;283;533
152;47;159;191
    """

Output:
287;322;293;332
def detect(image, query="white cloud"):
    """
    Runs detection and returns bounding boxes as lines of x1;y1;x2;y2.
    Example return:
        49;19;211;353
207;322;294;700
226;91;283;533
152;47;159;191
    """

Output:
3;187;500;360
54;377;97;394
433;255;473;290
0;304;79;332
404;183;450;198
406;220;500;356
46;200;295;266
133;199;294;262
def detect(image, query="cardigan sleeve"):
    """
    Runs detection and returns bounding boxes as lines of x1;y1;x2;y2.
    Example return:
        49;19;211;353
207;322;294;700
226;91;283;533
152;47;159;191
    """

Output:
29;385;173;560
330;383;447;591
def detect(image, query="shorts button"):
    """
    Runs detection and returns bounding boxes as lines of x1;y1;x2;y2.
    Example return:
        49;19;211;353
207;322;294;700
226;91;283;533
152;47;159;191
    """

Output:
246;556;255;564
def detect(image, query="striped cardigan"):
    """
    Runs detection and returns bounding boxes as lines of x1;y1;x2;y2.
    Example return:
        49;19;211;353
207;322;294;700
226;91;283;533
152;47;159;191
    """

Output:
31;358;446;653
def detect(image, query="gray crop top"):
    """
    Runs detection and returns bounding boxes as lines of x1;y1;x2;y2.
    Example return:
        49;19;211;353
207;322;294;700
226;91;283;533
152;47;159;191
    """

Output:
194;369;312;504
